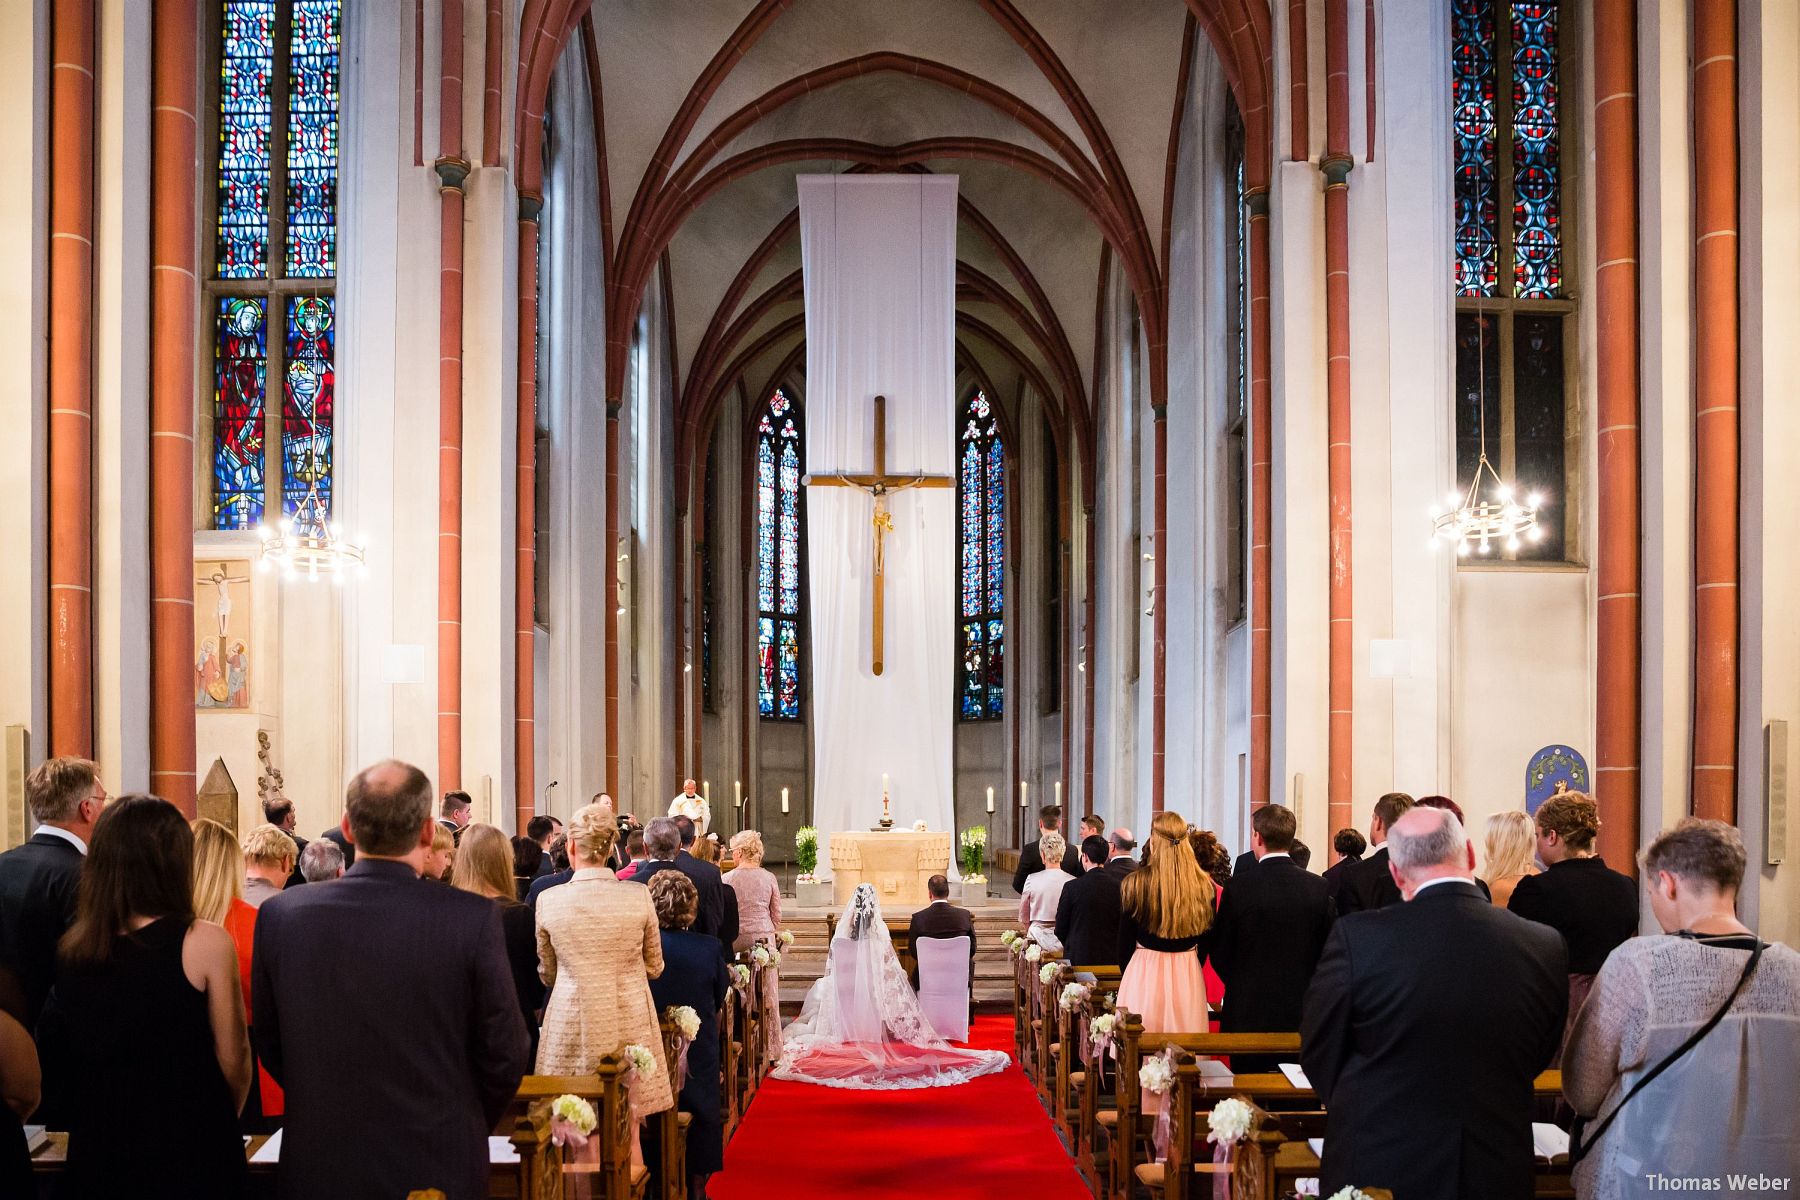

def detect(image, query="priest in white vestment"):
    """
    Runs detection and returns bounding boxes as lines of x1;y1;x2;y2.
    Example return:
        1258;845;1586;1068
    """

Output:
668;779;710;835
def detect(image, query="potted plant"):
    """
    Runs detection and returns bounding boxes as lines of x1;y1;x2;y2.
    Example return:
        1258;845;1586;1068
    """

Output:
959;825;988;902
794;826;831;907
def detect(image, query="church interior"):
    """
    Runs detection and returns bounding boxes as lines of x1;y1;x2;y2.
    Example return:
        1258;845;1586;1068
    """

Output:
3;0;1799;1196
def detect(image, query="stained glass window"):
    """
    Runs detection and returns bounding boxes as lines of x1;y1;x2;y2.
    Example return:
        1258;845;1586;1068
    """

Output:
212;297;268;529
1452;0;1561;299
756;390;803;720
208;0;341;532
958;392;1005;721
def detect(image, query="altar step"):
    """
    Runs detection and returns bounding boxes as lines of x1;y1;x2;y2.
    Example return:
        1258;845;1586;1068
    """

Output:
773;902;1022;1011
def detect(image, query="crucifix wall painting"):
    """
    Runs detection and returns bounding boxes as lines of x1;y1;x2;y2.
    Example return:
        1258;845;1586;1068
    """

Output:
195;560;253;709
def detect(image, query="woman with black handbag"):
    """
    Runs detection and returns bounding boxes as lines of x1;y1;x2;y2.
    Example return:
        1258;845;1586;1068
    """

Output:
1563;818;1800;1198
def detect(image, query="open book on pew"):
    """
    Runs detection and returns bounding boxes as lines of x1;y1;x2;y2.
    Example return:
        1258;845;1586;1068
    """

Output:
1532;1122;1571;1164
1278;1062;1311;1089
247;1129;523;1165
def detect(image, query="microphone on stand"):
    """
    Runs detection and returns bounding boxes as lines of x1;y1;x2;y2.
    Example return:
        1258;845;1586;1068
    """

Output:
543;780;559;812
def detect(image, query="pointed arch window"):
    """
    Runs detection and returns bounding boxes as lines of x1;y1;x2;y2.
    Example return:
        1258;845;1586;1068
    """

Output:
206;0;341;532
755;389;803;720
957;391;1004;721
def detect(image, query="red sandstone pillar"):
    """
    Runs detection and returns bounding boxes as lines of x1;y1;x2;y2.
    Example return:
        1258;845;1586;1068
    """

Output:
1323;0;1355;846
48;0;96;759
150;0;199;813
1247;189;1273;811
516;205;542;830
437;0;469;793
1691;0;1739;822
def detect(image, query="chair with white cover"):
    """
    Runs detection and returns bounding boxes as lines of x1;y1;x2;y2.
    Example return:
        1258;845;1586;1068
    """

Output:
915;934;972;1042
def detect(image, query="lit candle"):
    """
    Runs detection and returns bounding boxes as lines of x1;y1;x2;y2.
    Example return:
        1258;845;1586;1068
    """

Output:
703;780;710;804
986;786;995;813
1020;780;1029;808
1055;780;1061;806
781;787;790;814
735;780;743;807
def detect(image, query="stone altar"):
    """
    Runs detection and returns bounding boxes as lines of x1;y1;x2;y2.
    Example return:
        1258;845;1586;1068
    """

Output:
828;829;952;908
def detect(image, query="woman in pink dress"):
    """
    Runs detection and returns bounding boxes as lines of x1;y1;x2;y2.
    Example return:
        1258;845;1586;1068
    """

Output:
1116;811;1217;1038
724;829;784;1059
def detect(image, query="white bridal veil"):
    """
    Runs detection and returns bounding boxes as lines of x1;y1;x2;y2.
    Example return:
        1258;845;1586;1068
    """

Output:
771;885;1009;1090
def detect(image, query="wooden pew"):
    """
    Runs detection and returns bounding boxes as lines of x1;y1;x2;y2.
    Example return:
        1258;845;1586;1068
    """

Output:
1130;1055;1267;1200
655;1015;694;1200
1021;946;1066;1098
512;1054;650;1200
489;1099;565;1200
720;976;744;1136
1053;965;1121;1148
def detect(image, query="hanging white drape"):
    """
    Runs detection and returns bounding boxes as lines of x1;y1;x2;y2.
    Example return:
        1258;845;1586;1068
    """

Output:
798;174;958;869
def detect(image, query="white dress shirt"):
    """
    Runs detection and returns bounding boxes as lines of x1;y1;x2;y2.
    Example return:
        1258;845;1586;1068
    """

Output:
32;825;87;855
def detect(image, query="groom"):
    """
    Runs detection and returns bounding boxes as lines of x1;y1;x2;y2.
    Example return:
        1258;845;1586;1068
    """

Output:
905;875;975;990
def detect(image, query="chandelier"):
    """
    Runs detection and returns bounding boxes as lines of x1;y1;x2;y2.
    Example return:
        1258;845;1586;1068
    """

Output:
258;295;368;582
1429;315;1546;557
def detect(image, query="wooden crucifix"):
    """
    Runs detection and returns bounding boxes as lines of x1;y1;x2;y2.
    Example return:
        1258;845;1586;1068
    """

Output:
806;394;954;675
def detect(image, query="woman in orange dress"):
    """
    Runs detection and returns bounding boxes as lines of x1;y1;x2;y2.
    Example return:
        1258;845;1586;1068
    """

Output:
192;816;283;1129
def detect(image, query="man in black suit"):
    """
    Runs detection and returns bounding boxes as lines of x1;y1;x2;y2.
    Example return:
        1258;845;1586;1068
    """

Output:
0;757;103;1031
262;796;311;889
631;817;738;950
1301;806;1567;1200
439;789;472;839
1054;835;1129;967
1011;804;1083;894
1333;791;1413;915
253;760;530;1200
1209;804;1334;1070
905;874;975;990
1107;828;1138;870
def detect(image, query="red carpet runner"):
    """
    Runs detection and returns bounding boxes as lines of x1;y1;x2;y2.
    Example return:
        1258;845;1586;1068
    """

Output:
708;1015;1090;1200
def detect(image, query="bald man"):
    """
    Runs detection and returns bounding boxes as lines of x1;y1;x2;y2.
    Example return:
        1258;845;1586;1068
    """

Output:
668;778;710;835
1300;806;1566;1200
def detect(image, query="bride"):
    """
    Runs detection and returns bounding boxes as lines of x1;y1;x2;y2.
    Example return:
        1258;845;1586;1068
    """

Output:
772;884;1009;1089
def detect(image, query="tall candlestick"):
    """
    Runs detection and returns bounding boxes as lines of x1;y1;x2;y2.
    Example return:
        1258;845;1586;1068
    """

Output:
986;785;995;813
1020;780;1029;808
1054;780;1061;806
734;780;742;807
781;787;790;814
703;780;710;805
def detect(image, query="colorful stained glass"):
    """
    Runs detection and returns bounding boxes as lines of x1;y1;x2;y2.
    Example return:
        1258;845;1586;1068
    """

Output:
1452;0;1498;297
215;0;275;278
1510;1;1561;298
285;0;341;277
957;392;1004;720
213;297;268;529
282;295;334;525
756;390;803;720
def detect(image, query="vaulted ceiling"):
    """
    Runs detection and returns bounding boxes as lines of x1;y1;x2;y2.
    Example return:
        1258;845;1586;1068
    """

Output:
551;0;1239;495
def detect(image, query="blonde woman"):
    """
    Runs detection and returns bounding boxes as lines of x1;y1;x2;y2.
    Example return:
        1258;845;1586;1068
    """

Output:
724;830;784;1059
1481;810;1539;907
451;824;545;1037
1019;830;1074;950
193;817;282;1127
535;803;673;1126
240;823;297;908
1116;811;1217;1035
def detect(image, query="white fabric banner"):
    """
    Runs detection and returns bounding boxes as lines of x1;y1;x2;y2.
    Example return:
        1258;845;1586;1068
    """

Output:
798;174;958;870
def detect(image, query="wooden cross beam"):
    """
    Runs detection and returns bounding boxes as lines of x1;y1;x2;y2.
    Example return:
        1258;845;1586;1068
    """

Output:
805;395;954;674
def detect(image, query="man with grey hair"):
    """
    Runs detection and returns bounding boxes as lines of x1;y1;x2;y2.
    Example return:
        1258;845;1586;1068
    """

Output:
628;816;727;945
1300;805;1567;1200
253;760;529;1200
297;837;345;883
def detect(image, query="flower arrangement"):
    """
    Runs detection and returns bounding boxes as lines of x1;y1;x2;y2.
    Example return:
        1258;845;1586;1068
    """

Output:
1206;1097;1254;1147
959;826;987;880
623;1043;656;1078
1039;962;1060;985
999;929;1020;949
729;963;751;990
795;826;819;881
1327;1190;1379;1200
1138;1050;1176;1096
1024;943;1043;963
551;1094;597;1136
666;1005;701;1042
752;944;781;969
1059;981;1091;1012
1089;1013;1116;1041
912;819;929;832
777;928;794;948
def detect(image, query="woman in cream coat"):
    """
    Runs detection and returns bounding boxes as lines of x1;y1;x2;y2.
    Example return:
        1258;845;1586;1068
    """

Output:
535;803;673;1118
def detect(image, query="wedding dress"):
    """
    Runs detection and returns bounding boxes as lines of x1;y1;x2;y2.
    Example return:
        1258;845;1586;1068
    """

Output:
771;884;1009;1090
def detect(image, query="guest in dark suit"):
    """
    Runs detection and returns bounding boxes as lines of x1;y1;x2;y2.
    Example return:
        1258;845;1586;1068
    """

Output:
1333;792;1413;915
1054;835;1128;967
263;797;312;889
1302;806;1567;1200
631;817;737;949
1320;827;1366;901
1231;849;1258;879
319;823;355;868
1107;828;1138;870
1507;791;1638;1050
1011;804;1083;894
906;874;976;989
438;789;473;841
645;872;730;1199
253;760;531;1200
1210;804;1334;1071
0;756;103;1032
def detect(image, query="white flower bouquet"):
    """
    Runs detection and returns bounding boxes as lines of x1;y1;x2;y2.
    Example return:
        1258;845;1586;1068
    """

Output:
1059;982;1091;1012
1039;962;1060;985
1327;1190;1379;1200
666;1005;701;1042
1138;1050;1176;1096
999;929;1020;949
1024;943;1043;963
1089;1013;1116;1040
1206;1096;1254;1146
777;929;794;948
958;826;987;881
795;826;819;882
551;1093;597;1136
729;962;751;990
623;1043;656;1078
752;944;781;968
912;819;929;832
